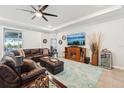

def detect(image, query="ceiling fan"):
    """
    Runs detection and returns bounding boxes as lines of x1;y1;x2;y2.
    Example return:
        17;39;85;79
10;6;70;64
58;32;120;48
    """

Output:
16;5;58;22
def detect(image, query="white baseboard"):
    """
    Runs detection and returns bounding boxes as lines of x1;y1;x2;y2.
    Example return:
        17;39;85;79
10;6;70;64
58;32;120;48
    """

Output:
113;66;124;70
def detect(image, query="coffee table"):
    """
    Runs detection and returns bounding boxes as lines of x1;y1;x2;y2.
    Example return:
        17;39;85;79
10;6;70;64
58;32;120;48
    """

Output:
39;57;64;75
48;75;67;88
22;74;67;88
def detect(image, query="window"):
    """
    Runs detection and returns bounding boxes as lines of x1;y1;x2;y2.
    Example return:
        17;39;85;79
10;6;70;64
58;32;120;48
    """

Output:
4;28;23;53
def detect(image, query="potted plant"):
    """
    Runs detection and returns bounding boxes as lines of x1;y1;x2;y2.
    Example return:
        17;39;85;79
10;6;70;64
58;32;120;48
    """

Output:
88;32;103;66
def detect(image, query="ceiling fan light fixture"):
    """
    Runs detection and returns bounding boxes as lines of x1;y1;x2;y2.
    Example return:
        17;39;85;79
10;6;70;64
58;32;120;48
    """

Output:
17;5;58;22
36;12;42;17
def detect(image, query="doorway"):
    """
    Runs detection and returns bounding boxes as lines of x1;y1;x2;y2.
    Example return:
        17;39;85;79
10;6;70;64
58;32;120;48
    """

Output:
50;38;57;50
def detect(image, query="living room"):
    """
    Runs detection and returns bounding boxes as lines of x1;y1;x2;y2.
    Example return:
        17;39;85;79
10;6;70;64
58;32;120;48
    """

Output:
0;1;124;91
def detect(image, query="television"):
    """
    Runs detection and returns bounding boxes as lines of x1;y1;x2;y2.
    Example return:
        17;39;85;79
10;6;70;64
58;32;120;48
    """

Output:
67;33;85;46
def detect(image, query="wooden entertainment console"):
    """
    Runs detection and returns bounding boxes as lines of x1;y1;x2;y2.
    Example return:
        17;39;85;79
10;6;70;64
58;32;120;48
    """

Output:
65;47;86;63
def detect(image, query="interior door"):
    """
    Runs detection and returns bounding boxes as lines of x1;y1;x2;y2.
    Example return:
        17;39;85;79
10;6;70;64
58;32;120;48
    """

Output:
50;38;57;50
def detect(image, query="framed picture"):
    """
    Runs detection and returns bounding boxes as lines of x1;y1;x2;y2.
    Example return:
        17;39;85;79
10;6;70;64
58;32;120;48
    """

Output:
62;35;66;40
58;40;62;45
43;39;47;44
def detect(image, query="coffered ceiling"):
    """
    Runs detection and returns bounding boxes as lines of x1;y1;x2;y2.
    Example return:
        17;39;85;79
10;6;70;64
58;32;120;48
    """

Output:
0;5;123;32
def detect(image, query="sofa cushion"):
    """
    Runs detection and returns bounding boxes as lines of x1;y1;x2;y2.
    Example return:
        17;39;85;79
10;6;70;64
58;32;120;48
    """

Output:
39;48;43;54
11;50;20;56
26;56;33;59
31;49;40;55
23;49;31;57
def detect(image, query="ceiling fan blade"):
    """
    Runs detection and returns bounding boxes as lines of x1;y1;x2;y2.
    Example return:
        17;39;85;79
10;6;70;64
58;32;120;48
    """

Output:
38;5;42;8
42;16;48;22
41;5;49;11
30;5;37;11
32;15;36;20
38;5;42;10
43;12;58;17
16;8;35;13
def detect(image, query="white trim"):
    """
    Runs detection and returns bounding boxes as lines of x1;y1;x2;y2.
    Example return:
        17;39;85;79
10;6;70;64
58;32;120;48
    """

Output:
113;66;124;70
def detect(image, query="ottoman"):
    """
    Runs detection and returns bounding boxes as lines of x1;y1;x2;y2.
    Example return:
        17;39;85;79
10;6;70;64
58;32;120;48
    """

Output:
40;58;64;75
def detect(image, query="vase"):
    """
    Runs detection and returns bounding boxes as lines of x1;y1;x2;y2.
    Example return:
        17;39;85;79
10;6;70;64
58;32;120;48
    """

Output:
91;52;99;66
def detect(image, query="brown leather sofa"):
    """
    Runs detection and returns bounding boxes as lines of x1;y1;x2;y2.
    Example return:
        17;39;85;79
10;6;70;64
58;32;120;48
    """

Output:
0;53;47;88
12;48;52;62
21;48;63;75
12;48;64;75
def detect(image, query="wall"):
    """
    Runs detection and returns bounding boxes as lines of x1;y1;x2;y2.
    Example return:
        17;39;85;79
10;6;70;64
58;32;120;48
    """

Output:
23;30;42;49
41;32;50;48
56;18;124;69
0;26;50;59
40;33;57;48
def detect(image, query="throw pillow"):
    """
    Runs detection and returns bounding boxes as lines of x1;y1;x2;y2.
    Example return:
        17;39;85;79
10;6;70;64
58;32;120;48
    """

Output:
18;48;25;57
43;48;49;56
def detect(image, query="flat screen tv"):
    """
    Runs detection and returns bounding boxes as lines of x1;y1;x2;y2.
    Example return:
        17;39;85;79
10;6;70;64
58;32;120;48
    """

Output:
67;33;85;46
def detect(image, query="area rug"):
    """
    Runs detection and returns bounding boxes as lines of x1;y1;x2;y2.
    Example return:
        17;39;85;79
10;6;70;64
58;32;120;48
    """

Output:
50;58;104;88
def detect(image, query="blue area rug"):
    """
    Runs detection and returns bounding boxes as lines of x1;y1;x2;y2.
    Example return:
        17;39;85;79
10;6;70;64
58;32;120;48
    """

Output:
51;58;103;88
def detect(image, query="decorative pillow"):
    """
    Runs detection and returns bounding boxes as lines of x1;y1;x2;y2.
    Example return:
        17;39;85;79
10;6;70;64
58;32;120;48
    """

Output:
18;48;25;57
43;48;49;56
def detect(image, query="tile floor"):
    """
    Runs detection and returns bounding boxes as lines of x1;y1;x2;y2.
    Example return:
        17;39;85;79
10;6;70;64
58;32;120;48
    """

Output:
97;68;124;88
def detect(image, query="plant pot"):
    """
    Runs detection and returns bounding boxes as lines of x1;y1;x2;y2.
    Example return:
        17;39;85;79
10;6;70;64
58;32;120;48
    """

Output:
91;53;99;66
85;57;90;64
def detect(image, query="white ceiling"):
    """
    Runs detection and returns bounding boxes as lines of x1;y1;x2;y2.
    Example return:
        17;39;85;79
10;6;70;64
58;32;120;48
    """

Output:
0;5;123;32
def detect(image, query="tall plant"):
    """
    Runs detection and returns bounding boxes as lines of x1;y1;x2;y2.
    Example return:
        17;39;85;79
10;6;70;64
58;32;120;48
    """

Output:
88;32;103;65
88;32;103;54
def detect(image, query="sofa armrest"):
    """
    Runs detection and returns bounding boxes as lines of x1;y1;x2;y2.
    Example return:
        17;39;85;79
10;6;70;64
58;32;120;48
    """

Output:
21;67;46;84
0;64;20;87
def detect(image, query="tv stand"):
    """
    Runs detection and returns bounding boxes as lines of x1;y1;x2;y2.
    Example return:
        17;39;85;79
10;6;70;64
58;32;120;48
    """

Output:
65;47;86;63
